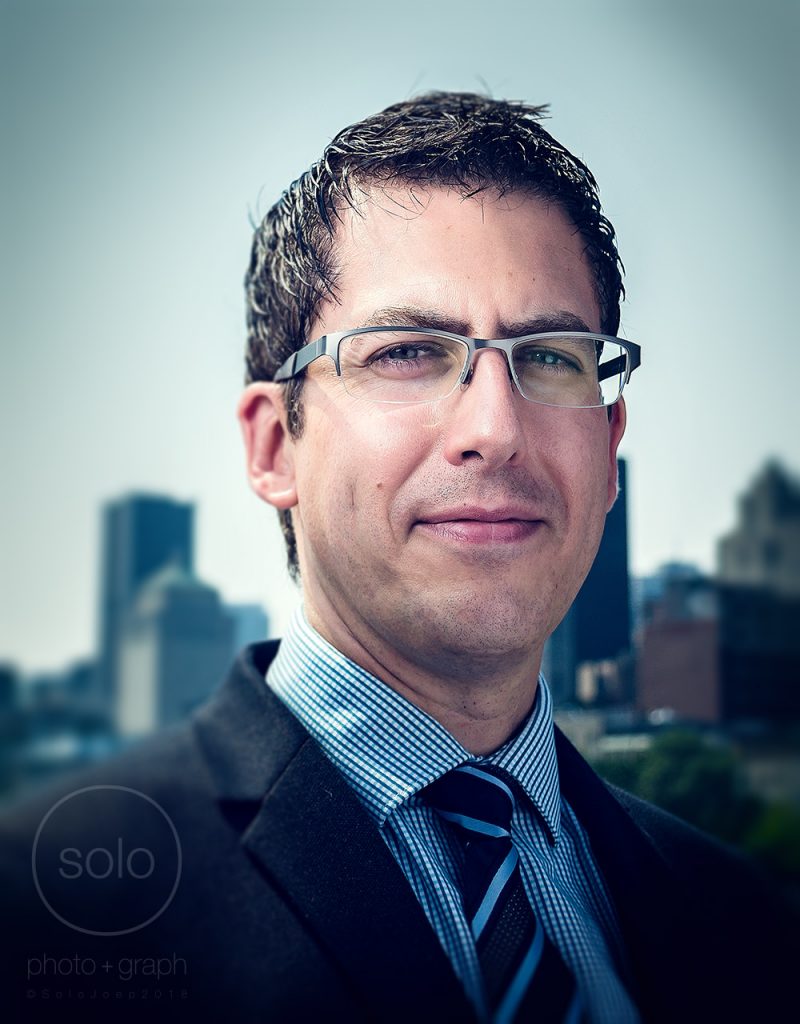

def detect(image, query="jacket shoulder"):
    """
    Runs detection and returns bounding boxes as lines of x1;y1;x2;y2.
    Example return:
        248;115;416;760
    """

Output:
554;726;791;921
604;779;797;943
606;783;758;880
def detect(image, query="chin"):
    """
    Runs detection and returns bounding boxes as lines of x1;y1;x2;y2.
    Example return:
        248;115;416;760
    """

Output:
405;587;549;662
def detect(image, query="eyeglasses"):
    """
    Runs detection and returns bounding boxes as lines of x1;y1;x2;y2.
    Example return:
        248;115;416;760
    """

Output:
274;326;641;408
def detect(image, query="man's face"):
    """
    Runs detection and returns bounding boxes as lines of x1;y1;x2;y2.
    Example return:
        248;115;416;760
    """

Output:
265;187;624;680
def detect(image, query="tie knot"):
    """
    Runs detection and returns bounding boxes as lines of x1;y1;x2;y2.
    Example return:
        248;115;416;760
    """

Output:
421;763;517;837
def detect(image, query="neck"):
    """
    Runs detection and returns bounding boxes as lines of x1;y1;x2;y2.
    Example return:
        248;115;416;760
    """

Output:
303;599;542;756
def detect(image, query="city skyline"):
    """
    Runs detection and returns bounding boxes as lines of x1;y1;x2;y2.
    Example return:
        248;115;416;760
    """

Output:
3;0;798;673
4;468;797;832
4;455;792;680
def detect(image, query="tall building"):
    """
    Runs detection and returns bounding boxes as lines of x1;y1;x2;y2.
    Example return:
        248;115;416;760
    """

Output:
117;565;234;737
717;462;800;722
630;561;706;634
543;458;632;705
636;463;800;725
227;603;270;652
635;570;721;724
97;495;194;710
717;583;800;721
717;461;800;596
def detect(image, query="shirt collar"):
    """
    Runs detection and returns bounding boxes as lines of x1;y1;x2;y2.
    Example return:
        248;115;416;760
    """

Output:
266;605;562;842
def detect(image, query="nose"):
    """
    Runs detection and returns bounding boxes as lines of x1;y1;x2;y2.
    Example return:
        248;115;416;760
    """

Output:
441;349;528;469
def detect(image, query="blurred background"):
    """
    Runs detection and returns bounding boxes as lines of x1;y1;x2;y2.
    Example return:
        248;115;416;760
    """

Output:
2;0;799;898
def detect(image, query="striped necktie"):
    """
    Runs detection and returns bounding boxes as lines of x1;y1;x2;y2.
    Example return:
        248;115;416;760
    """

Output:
422;763;583;1024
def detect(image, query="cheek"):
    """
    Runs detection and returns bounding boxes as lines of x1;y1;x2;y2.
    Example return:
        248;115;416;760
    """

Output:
545;411;612;526
301;410;429;531
351;403;434;476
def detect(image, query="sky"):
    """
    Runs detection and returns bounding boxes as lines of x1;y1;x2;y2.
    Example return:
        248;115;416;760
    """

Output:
2;0;798;675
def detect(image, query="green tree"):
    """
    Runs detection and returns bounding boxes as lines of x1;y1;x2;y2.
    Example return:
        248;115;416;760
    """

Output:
743;802;800;878
594;730;800;902
593;731;759;844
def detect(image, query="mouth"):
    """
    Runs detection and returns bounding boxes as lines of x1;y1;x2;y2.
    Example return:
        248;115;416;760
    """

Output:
414;506;545;545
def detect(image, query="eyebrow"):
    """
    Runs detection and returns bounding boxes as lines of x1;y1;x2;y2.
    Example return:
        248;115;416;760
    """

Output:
360;305;595;337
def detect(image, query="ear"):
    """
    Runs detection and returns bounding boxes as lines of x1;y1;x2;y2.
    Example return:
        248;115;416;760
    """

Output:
606;397;627;511
237;383;298;510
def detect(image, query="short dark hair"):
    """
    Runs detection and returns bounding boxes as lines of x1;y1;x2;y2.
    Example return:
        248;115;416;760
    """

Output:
244;91;625;579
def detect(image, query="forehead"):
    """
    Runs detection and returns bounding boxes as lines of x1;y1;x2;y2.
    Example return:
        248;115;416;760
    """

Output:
313;186;601;337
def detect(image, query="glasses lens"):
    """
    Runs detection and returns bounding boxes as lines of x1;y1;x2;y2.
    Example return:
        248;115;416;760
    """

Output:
511;335;627;407
339;331;467;403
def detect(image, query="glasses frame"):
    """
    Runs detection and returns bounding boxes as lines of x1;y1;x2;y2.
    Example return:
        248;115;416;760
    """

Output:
273;326;642;408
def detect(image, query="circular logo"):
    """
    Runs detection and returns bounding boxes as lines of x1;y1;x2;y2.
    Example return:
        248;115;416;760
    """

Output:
32;785;182;936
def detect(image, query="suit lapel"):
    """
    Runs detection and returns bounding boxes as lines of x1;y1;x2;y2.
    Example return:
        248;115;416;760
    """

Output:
193;643;475;1024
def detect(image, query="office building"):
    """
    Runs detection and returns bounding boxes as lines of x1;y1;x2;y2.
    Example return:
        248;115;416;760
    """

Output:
117;564;234;736
717;461;800;596
97;494;194;709
637;463;800;724
227;603;270;652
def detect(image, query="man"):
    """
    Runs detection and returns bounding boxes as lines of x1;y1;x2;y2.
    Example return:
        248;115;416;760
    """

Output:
1;93;792;1024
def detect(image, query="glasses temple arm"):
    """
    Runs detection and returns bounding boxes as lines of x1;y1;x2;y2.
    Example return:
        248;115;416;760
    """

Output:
598;355;626;382
274;337;328;382
598;346;641;383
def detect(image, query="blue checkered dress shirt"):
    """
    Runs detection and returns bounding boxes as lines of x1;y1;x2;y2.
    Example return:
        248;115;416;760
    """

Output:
266;606;640;1024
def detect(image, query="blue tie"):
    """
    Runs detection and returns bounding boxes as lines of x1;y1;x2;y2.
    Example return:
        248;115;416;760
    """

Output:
422;763;583;1024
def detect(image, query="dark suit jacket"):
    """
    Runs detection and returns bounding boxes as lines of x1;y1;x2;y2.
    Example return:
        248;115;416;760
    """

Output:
0;642;794;1023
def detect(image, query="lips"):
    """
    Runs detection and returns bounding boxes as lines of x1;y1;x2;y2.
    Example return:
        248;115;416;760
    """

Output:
414;506;544;545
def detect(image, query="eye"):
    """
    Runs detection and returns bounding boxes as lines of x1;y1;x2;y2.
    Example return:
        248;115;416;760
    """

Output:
368;342;452;374
375;344;430;362
539;350;567;366
339;330;466;395
515;346;583;373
